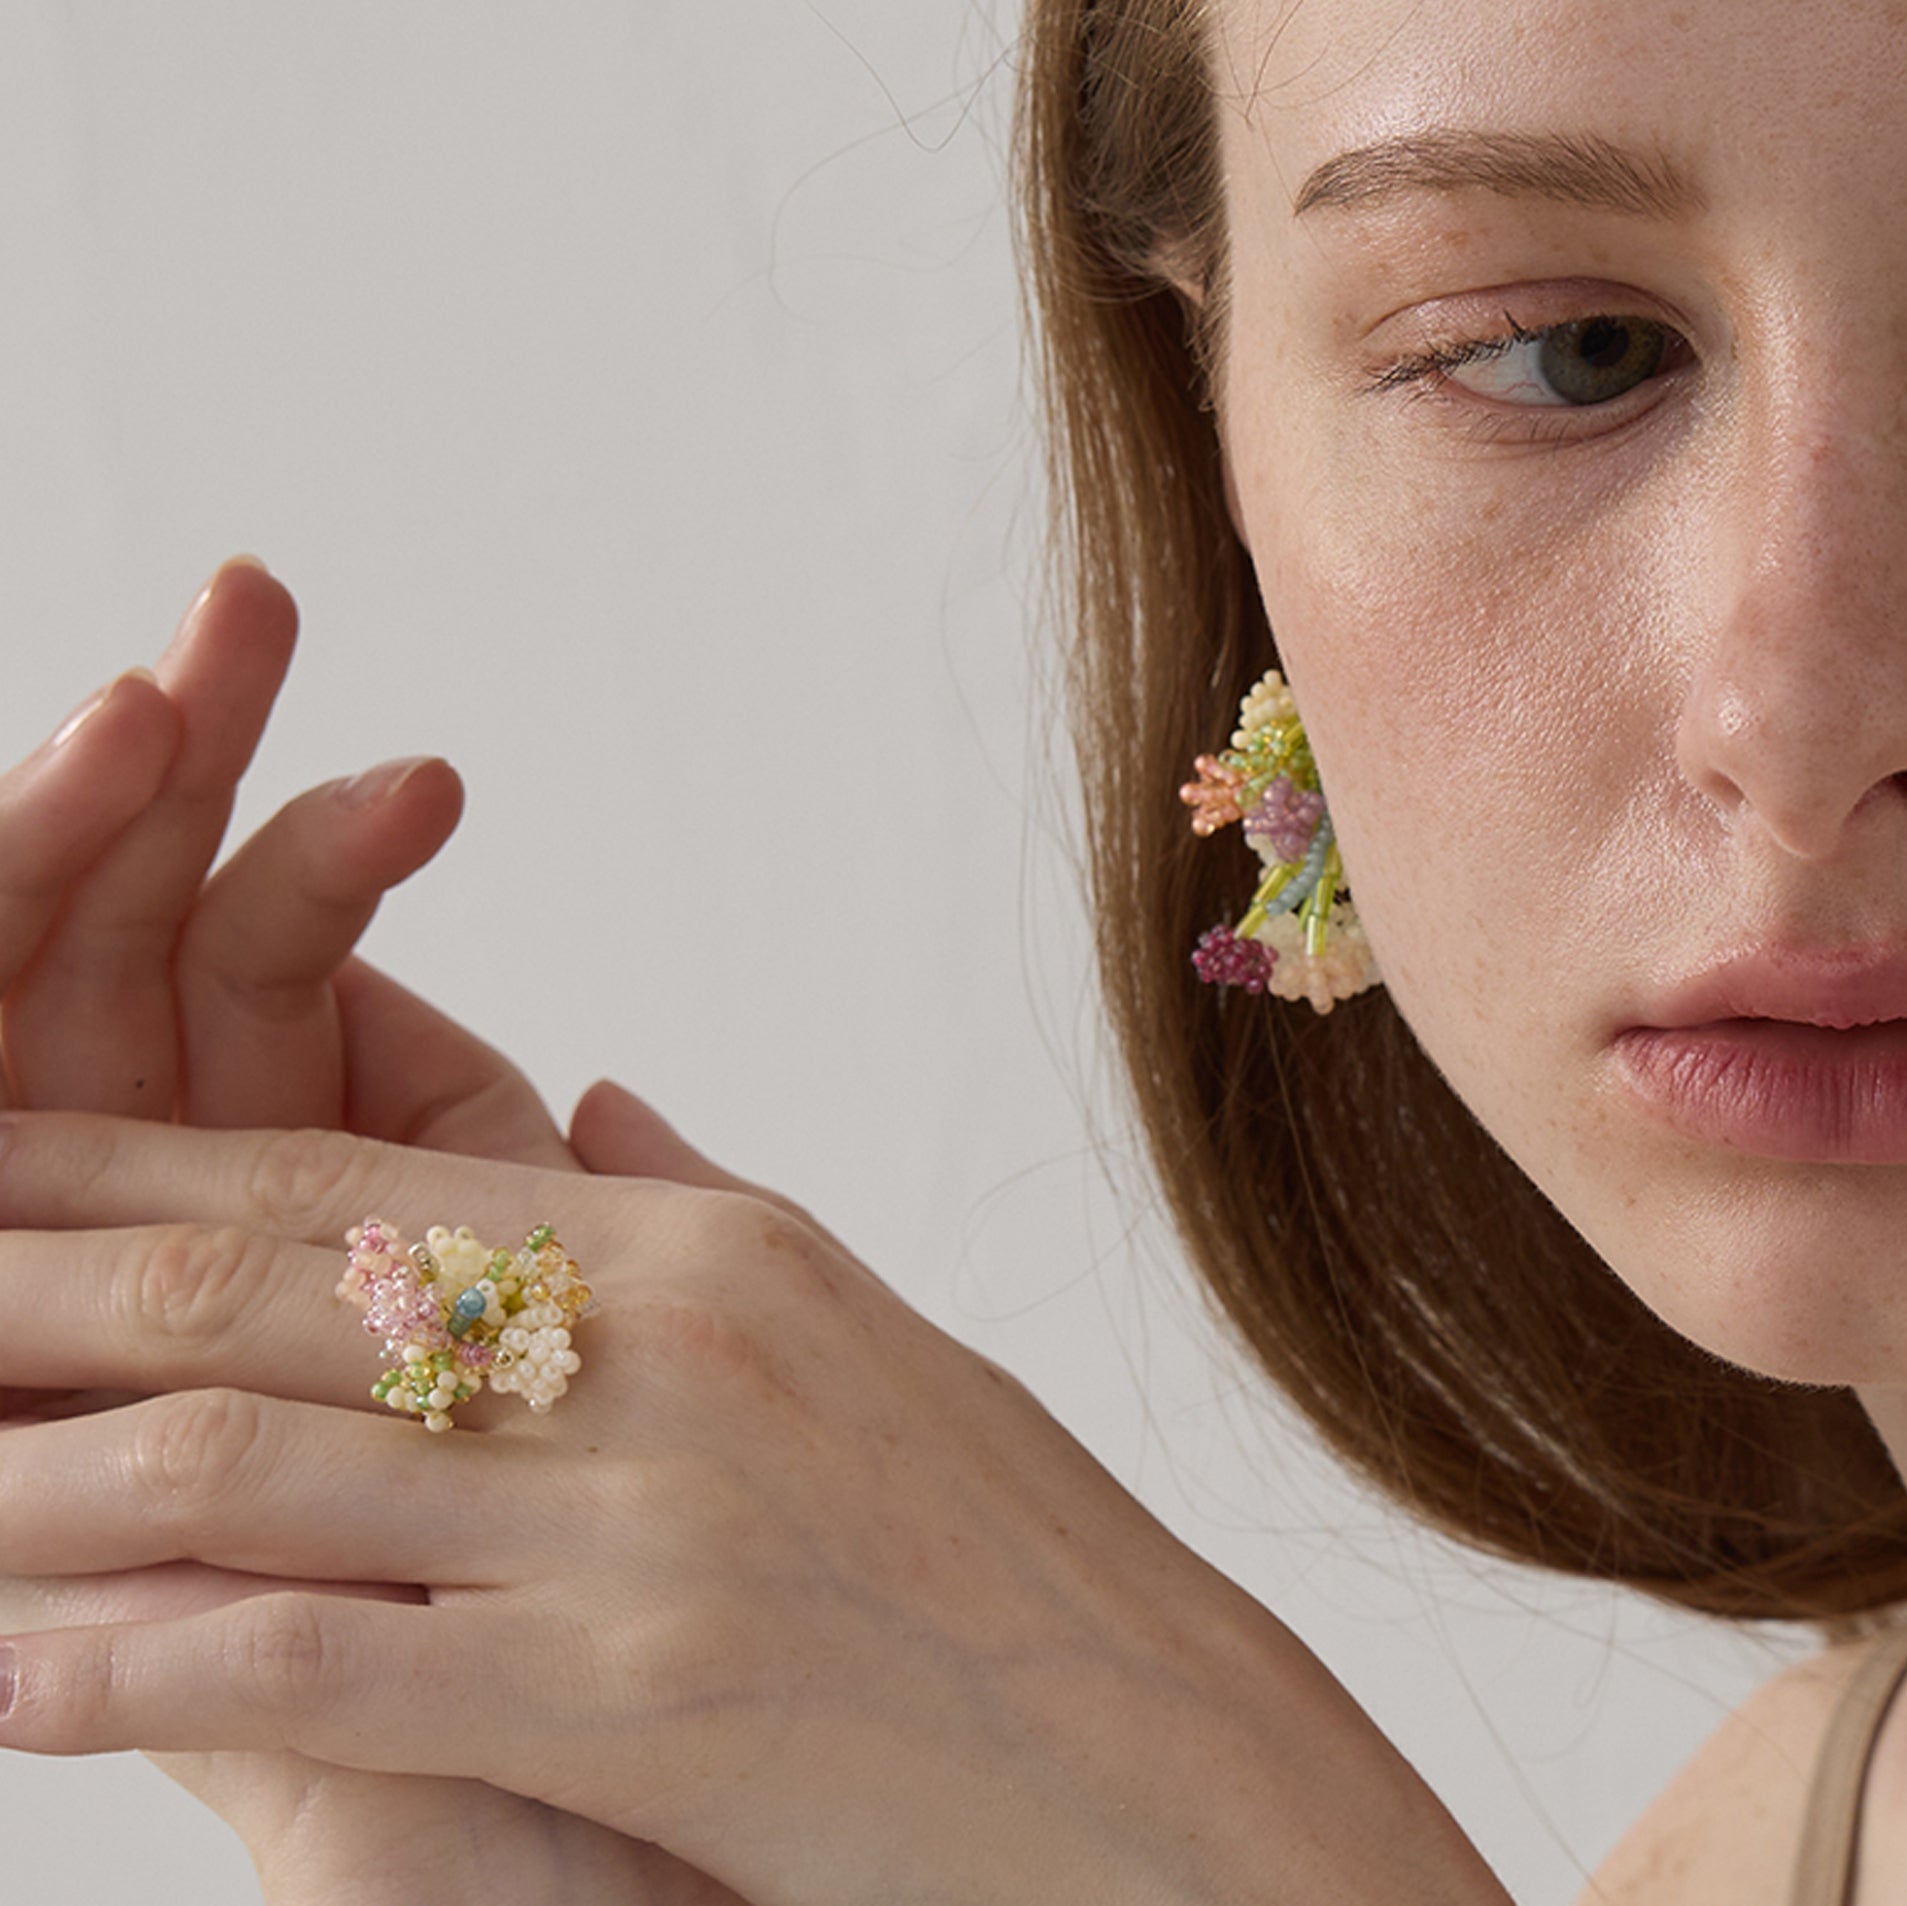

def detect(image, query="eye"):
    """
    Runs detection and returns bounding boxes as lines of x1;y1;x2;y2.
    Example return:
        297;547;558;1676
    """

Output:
1454;315;1672;406
1369;313;1690;411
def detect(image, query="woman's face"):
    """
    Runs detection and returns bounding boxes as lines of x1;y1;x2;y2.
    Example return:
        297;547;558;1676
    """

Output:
1214;0;1907;1400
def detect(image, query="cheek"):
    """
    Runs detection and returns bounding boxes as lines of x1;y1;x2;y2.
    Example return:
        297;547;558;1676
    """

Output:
1228;408;1907;1387
1238;444;1648;1060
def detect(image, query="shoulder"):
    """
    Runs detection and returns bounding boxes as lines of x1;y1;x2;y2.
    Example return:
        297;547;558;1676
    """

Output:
1577;1636;1886;1906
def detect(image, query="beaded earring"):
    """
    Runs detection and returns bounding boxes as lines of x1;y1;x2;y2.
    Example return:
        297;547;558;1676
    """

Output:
1180;668;1381;1014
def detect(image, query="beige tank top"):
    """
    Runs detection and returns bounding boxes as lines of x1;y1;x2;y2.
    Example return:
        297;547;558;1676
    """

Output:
1790;1625;1907;1906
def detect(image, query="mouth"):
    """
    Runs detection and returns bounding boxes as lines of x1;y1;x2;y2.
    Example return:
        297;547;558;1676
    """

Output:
1612;946;1907;1162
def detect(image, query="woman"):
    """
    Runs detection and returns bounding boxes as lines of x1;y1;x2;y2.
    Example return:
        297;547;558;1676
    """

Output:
1;0;1901;1899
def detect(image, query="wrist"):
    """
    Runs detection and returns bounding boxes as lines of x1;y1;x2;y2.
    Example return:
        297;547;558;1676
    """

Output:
253;1778;656;1906
991;1585;1512;1906
1153;1614;1513;1906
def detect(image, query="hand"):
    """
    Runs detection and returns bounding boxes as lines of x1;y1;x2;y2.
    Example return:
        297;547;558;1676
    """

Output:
0;1082;754;1906
0;1118;1508;1906
0;555;578;1158
0;561;751;1900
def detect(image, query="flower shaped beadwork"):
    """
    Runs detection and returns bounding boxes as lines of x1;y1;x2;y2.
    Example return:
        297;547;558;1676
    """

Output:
338;1219;598;1431
1179;668;1381;1014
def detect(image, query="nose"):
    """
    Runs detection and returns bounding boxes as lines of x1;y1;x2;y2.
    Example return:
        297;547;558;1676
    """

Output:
1676;409;1907;859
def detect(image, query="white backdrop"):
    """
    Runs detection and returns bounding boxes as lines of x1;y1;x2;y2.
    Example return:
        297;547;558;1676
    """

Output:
0;5;1803;1901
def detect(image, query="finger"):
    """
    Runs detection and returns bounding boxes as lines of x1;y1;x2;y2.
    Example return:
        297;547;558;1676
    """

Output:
334;958;578;1170
173;758;465;1128
0;1391;515;1585
568;1078;751;1189
0;1561;423;1639
0;1594;498;1772
0;672;181;1109
0;1112;630;1261
571;1078;832;1233
4;558;298;1117
2;1388;148;1426
0;1216;575;1436
0;1224;388;1412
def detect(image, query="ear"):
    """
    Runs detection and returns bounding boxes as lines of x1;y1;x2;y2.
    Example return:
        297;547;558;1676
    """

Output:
1155;248;1252;556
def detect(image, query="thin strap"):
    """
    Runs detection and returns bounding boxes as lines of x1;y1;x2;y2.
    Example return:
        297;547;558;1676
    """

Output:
1791;1625;1907;1906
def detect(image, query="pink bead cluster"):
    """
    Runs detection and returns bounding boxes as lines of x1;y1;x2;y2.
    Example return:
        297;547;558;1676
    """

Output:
1244;776;1327;865
338;1217;596;1433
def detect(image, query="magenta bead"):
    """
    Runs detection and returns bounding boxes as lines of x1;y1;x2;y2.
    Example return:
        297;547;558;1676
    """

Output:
1192;925;1277;992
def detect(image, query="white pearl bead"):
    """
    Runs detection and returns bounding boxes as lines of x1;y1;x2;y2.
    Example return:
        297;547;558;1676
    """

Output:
425;1412;452;1433
548;1328;571;1351
557;1351;581;1374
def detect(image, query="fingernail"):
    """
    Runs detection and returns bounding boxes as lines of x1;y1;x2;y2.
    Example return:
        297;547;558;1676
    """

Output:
335;756;434;809
51;667;155;751
0;1645;16;1721
201;553;269;593
179;553;271;631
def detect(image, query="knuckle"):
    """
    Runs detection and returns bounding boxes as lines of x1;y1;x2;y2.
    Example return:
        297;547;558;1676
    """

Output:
8;1111;126;1217
131;1388;265;1532
622;1190;869;1402
232;1593;346;1721
628;1298;789;1402
52;1626;129;1748
622;1209;817;1407
755;1184;829;1236
129;1225;260;1359
244;1127;366;1238
700;1189;846;1305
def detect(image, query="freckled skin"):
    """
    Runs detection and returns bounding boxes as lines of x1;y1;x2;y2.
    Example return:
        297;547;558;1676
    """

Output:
1211;0;1907;1435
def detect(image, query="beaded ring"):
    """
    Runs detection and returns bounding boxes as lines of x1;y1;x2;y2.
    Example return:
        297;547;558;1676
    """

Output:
337;1218;598;1432
1180;668;1382;1014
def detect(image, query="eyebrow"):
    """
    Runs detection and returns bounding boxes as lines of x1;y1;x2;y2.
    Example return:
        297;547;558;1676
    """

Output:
1292;129;1706;222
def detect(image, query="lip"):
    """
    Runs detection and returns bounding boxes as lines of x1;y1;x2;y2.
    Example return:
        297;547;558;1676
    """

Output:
1611;943;1907;1163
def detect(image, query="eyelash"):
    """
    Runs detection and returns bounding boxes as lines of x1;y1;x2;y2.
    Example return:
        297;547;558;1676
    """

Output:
1363;313;1693;446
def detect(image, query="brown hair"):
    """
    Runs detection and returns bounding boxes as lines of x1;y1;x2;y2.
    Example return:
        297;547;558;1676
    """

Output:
1016;0;1907;1627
